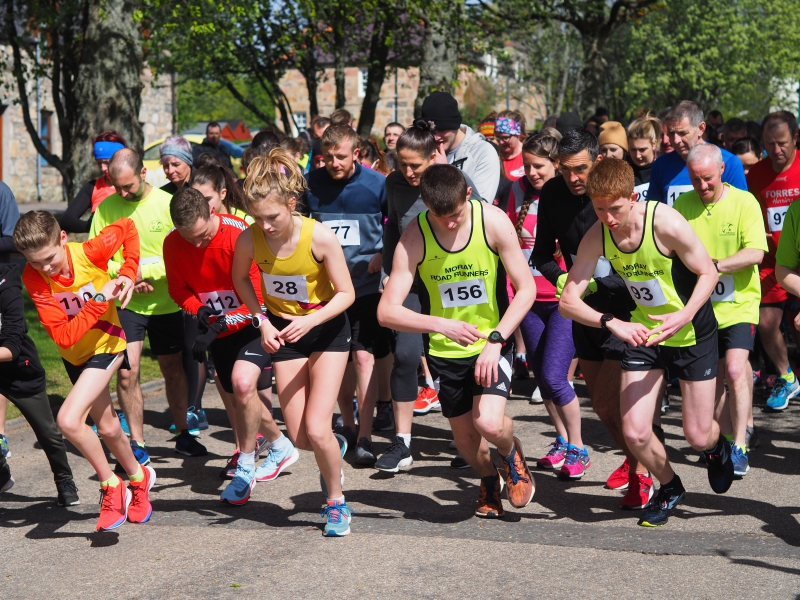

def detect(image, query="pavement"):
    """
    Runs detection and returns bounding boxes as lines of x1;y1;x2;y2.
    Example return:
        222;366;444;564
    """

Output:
2;377;800;598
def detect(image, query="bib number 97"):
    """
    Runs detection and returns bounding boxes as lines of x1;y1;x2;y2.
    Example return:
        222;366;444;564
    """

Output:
438;278;488;308
767;206;789;233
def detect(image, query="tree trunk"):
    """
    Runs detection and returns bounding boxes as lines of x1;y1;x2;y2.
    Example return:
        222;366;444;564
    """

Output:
578;33;609;118
356;9;393;139
414;0;462;118
303;65;320;118
71;0;143;199
555;39;570;115
333;28;346;110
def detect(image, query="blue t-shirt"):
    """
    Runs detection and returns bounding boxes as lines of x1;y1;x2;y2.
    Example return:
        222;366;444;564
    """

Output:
647;145;747;206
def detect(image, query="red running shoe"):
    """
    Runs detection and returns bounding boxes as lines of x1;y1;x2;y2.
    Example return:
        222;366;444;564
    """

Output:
620;472;654;510
128;465;156;523
413;386;440;415
96;477;131;531
605;458;630;490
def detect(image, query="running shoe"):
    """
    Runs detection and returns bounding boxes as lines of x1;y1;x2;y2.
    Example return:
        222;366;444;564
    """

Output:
513;356;529;379
450;454;469;469
746;425;759;450
372;401;395;432
0;433;9;459
638;483;686;527
355;437;376;466
620;472;654;510
127;465;156;523
320;433;347;497
660;393;670;414
529;385;543;405
196;408;209;431
205;363;216;384
130;441;151;466
221;451;240;479
375;436;413;472
765;376;800;411
0;463;13;493
174;431;208;457
703;437;734;494
765;374;778;390
255;443;299;482
256;434;270;457
731;444;749;477
333;424;357;452
117;411;131;437
537;436;567;470
413;386;440;415
56;479;80;506
559;445;590;479
475;471;505;519
168;408;200;436
752;369;762;386
96;477;131;531
605;458;630;490
321;499;353;537
220;462;256;505
501;436;535;508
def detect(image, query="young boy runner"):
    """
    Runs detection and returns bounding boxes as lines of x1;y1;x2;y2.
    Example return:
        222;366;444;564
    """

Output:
0;262;80;506
164;187;298;505
560;158;734;527
378;164;536;518
14;211;155;531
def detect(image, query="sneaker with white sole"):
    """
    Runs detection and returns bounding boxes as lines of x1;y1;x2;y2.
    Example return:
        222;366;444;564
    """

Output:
255;443;299;482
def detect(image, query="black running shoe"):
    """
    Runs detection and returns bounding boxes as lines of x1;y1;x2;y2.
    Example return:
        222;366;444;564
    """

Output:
372;401;395;432
0;463;13;494
355;437;376;466
56;479;80;506
745;425;759;451
450;454;470;469
375;436;413;472
638;484;686;527
704;437;734;494
175;430;208;456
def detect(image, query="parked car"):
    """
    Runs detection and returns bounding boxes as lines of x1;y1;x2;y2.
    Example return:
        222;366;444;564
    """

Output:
143;135;245;187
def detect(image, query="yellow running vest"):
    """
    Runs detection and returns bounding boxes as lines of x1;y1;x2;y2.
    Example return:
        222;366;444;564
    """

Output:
417;200;503;359
251;216;335;317
45;243;127;365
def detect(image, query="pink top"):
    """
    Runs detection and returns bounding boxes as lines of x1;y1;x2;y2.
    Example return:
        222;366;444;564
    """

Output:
506;177;565;302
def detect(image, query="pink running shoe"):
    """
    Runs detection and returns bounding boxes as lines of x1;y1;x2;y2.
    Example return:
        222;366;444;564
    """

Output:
558;446;591;480
537;436;567;470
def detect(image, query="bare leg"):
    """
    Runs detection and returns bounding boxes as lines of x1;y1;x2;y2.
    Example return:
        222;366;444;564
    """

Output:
472;395;515;457
231;360;282;448
449;411;496;477
543;399;568;439
759;307;790;375
393;401;414;436
554;396;583;447
354;349;377;440
0;394;6;435
158;352;188;433
116;340;144;443
214;379;240;449
336;362;357;430
376;354;393;403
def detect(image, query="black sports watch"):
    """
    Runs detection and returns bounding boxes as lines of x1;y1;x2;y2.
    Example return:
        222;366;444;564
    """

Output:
93;292;107;303
487;330;506;344
600;313;614;330
252;314;268;328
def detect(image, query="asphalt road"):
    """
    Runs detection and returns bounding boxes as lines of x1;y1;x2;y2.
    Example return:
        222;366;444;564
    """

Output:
2;377;800;599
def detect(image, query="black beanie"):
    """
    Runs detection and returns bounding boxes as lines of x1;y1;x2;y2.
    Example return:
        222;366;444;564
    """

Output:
420;91;462;131
556;112;583;136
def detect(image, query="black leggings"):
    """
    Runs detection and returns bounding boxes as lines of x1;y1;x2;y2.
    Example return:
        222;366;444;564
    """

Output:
1;389;73;483
182;312;207;410
391;292;424;402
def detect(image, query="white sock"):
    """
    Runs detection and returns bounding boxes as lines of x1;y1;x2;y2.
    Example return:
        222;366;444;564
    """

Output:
270;432;290;450
398;433;411;448
327;495;345;504
239;450;255;469
515;352;526;361
425;377;435;389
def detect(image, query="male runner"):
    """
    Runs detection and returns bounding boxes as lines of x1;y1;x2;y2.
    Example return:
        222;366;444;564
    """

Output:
92;149;206;461
747;111;800;411
560;158;734;527
532;129;647;509
164;188;298;504
674;144;767;478
378;164;535;518
305;124;388;465
647;101;746;207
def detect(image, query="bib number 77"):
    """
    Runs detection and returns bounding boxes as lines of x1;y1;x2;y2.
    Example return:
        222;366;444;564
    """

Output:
438;278;488;308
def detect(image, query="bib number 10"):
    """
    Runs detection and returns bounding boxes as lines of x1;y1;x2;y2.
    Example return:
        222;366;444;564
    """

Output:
438;278;488;308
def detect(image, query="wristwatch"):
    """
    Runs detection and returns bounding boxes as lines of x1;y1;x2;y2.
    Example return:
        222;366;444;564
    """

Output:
93;292;107;303
252;313;268;328
600;313;614;330
712;259;720;273
487;330;506;344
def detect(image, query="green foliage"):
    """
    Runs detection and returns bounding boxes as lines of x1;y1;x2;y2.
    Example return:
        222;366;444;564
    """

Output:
177;77;275;132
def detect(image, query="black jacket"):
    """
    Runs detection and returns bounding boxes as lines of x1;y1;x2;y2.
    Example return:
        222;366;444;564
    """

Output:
192;138;233;170
0;263;46;395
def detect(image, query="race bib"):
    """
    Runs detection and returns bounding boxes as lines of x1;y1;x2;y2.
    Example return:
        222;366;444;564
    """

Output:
667;185;693;207
711;274;735;302
570;254;612;278
623;277;668;307
438;278;488;308
524;249;542;276
198;290;241;315
634;183;649;202
262;274;309;302
324;220;360;246
54;283;97;316
767;206;789;233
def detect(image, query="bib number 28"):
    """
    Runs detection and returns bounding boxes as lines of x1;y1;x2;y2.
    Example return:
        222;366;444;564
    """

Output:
438;278;488;308
262;274;310;302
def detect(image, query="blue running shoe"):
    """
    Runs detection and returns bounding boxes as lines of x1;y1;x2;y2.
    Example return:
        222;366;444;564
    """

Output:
638;482;686;527
320;433;347;497
731;444;749;477
168;408;200;437
255;442;299;482
117;412;131;437
195;408;209;431
765;376;800;411
0;433;10;459
174;430;208;456
321;499;352;537
130;441;151;466
220;462;256;505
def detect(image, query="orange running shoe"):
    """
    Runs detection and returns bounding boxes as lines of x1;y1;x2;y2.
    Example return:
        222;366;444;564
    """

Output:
128;465;156;523
96;476;131;532
475;471;505;518
413;386;440;415
501;436;535;508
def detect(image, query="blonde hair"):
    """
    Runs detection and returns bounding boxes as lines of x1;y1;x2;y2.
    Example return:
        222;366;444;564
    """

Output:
627;113;662;145
242;148;308;214
13;210;61;252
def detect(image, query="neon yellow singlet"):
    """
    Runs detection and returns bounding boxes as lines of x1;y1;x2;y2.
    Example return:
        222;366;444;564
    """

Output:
417;200;502;359
251;216;335;317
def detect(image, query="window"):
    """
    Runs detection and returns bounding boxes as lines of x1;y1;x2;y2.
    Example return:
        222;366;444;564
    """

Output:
358;69;368;98
39;111;52;167
294;112;307;130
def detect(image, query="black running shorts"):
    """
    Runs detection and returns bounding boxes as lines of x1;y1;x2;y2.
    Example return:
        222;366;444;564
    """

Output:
210;327;273;394
572;321;625;362
63;351;131;385
267;312;351;362
717;323;756;358
621;333;718;382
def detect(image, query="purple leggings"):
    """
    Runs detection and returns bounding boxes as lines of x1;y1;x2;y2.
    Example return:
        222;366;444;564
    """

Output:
519;301;577;406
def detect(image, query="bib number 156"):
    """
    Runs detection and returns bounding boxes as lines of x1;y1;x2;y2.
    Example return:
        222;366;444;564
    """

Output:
438;278;488;308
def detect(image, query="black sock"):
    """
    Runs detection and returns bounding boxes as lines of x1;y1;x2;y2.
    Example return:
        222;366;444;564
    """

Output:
481;472;499;485
662;475;684;493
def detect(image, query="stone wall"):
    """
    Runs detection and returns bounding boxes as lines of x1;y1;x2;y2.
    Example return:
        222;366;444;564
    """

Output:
140;67;175;147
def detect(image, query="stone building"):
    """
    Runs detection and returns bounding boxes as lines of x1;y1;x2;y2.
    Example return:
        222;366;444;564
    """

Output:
0;64;173;203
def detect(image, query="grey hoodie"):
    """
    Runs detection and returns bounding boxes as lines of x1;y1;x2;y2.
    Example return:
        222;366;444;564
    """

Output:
446;125;501;202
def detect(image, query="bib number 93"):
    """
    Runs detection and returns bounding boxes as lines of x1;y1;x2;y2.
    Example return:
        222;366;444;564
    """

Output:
623;276;667;307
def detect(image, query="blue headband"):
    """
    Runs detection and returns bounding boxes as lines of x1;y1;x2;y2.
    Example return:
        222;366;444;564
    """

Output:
94;141;125;160
160;144;193;167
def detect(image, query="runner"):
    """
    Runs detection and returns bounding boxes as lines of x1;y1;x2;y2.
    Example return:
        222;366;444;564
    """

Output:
232;149;356;537
164;187;297;505
597;121;628;160
626;114;661;202
674;144;767;478
495;110;526;180
560;158;734;527
506;132;587;479
747;111;800;412
15;211;155;531
532;129;646;509
378;164;536;519
159;136;194;195
647;101;746;207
